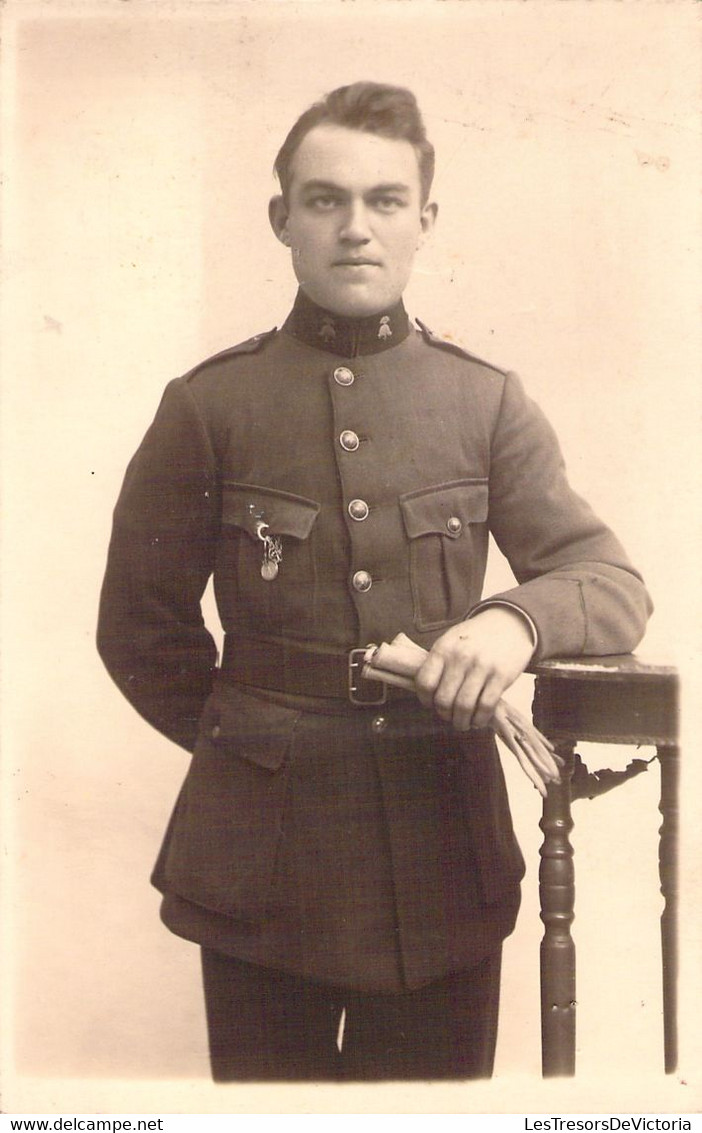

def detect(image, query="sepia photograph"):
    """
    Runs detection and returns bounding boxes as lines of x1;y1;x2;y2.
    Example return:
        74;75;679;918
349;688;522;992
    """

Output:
1;0;700;1118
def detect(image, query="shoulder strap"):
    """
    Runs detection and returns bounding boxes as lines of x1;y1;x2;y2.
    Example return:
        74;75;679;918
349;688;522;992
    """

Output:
415;319;507;375
183;327;278;383
207;327;278;364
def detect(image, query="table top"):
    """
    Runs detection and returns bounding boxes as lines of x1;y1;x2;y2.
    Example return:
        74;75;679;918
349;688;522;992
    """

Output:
530;654;679;745
530;653;678;683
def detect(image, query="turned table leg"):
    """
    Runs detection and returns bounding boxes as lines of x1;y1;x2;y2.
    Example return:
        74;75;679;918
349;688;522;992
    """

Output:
539;742;576;1077
659;743;679;1074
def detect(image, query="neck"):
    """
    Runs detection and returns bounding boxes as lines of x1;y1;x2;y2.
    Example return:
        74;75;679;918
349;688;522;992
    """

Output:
283;288;411;357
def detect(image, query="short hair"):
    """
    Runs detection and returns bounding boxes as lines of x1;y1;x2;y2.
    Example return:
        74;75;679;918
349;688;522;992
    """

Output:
274;82;435;206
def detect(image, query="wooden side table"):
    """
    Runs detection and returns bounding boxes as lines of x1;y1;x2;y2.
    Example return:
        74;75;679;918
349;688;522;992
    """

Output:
531;655;679;1077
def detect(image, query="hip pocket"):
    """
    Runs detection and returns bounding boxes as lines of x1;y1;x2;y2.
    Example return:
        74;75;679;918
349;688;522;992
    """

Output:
155;684;301;920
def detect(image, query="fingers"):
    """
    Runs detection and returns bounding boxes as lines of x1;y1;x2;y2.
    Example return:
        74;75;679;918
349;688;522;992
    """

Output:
415;609;537;731
414;650;445;709
461;671;503;730
446;668;501;731
413;622;562;799
415;651;504;730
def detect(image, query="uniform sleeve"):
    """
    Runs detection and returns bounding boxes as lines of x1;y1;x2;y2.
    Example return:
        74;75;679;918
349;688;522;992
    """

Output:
97;378;220;751
475;371;653;661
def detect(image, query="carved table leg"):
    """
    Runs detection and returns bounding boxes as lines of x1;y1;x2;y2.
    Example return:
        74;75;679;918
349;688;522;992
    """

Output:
659;743;679;1073
539;742;576;1076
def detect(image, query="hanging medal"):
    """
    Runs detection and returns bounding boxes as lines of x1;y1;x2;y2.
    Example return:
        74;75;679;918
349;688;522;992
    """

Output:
255;519;283;581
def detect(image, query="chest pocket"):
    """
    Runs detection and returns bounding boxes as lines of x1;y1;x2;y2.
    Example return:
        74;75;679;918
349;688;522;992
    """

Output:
218;482;321;635
222;482;320;538
400;479;489;631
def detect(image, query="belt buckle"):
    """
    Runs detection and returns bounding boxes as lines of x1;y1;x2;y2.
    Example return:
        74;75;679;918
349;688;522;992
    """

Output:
348;648;387;706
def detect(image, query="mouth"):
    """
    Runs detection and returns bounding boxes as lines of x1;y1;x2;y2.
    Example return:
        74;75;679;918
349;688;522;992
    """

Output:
333;258;381;268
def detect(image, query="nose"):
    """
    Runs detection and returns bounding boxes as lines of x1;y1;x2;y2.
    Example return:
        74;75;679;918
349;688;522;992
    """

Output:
338;200;372;243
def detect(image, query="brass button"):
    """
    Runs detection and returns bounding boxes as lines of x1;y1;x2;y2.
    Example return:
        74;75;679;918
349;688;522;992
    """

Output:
348;498;369;521
446;516;463;535
352;570;372;593
211;725;221;739
334;366;355;386
371;715;388;734
340;429;360;452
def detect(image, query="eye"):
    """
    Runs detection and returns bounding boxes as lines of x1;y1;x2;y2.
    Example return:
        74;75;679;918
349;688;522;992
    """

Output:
371;195;406;212
307;193;342;211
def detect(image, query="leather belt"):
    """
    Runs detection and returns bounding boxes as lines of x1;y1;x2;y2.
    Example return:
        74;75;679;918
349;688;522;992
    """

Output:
220;636;411;706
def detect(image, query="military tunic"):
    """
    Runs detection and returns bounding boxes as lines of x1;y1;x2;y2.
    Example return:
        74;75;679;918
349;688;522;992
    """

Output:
97;289;651;992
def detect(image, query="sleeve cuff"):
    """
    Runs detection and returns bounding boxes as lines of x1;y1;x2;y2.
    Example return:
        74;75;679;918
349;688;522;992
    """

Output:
467;600;539;654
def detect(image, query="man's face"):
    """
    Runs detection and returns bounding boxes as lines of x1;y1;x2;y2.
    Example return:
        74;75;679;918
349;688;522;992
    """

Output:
270;124;437;318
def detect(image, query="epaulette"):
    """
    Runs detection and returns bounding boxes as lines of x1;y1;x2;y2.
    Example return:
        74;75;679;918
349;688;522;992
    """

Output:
208;327;278;363
229;327;278;356
184;327;278;381
415;318;508;376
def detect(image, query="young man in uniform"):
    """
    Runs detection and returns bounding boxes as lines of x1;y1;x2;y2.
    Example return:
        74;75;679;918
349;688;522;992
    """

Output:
97;83;651;1080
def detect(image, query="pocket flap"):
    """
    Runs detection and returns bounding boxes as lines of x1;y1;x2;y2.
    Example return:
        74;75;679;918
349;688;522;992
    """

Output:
400;479;488;539
210;683;301;770
222;482;320;539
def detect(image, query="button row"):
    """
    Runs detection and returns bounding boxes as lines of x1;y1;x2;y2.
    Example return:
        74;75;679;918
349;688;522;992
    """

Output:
336;361;367;589
335;368;360;458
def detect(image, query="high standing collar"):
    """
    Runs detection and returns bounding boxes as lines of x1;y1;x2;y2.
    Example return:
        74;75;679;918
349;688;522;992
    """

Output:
283;289;411;357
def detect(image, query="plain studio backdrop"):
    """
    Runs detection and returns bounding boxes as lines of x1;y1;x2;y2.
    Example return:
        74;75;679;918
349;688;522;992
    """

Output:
1;0;700;1116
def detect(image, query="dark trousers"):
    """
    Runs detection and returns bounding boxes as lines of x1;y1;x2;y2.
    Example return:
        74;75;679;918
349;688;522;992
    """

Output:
201;948;502;1082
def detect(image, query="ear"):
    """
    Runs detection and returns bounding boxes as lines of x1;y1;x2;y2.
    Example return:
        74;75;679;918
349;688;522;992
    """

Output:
269;195;291;246
417;201;438;247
